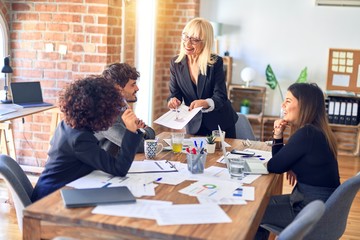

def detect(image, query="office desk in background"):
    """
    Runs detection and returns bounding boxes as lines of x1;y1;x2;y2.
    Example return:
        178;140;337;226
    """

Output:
23;132;282;240
0;104;55;173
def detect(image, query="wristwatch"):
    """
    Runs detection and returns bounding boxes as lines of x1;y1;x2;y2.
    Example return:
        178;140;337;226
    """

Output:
137;128;146;135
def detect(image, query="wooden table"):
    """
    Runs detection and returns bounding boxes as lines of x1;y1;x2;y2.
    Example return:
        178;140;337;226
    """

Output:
0;105;55;173
23;132;282;240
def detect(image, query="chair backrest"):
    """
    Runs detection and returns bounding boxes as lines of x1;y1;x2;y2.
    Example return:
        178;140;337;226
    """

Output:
235;113;256;140
304;172;360;240
0;154;34;231
278;200;325;240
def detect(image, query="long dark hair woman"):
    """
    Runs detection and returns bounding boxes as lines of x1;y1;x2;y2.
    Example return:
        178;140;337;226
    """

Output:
256;83;340;239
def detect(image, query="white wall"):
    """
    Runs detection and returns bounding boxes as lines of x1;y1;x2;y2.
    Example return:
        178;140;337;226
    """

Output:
200;0;360;115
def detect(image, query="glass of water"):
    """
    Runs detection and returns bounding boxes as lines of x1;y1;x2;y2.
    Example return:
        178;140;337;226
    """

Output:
227;157;245;180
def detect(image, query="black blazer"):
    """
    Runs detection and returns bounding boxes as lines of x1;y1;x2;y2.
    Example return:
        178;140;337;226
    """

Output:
169;55;238;134
31;121;142;202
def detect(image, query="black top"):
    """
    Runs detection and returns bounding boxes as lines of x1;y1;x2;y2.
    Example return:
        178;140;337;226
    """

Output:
31;121;141;202
168;55;238;135
268;124;340;188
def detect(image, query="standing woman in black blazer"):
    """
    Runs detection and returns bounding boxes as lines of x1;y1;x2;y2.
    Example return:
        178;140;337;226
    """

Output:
167;17;238;137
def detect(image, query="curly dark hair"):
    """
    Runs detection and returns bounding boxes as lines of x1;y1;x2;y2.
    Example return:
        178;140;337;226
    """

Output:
59;75;124;131
102;62;140;87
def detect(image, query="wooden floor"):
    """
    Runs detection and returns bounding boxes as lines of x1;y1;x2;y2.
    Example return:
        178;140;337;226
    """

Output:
1;155;359;240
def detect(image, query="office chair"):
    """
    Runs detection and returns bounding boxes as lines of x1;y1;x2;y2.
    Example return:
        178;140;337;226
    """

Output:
261;171;360;240
235;113;256;140
0;154;34;231
276;200;325;240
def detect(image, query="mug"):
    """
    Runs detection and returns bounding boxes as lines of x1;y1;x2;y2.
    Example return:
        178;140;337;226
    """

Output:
144;140;163;159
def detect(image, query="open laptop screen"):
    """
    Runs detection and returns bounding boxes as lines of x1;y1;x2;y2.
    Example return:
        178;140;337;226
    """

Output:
11;82;52;107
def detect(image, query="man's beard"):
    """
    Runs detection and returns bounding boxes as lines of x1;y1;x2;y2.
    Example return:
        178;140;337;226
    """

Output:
126;95;137;103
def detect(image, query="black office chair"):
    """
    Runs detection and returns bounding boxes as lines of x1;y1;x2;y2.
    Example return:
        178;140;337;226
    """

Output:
276;200;325;240
0;154;34;231
235;113;256;140
261;172;360;240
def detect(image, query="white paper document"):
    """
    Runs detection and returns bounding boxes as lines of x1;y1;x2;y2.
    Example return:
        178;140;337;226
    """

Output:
179;179;240;199
92;199;173;220
66;170;129;189
153;203;232;225
128;160;178;173
197;196;247;205
154;105;202;129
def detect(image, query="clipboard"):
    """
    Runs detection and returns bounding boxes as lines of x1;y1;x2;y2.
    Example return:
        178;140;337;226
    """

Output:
128;160;178;174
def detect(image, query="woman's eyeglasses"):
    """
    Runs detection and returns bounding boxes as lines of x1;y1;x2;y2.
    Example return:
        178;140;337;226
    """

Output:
181;33;202;45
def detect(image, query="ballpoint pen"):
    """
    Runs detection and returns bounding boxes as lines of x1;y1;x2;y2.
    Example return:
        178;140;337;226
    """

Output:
144;177;163;186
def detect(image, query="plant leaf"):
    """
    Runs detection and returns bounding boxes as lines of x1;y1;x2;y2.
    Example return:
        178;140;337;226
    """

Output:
265;64;278;90
296;67;308;83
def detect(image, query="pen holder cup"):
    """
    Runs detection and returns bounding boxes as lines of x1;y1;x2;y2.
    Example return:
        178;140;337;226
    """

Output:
144;140;163;159
186;152;207;174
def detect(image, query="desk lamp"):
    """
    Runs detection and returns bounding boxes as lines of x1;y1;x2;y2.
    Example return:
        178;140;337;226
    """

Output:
1;56;13;104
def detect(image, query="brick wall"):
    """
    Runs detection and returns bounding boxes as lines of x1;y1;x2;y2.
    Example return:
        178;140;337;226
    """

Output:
1;0;198;167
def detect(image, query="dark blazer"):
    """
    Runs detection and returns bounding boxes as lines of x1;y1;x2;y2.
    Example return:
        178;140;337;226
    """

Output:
31;121;142;202
95;115;156;155
169;55;238;134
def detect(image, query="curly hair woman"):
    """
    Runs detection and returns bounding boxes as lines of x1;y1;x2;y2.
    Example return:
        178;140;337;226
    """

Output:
31;76;142;202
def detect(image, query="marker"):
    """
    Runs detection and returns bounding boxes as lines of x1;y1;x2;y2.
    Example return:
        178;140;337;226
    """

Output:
194;140;198;148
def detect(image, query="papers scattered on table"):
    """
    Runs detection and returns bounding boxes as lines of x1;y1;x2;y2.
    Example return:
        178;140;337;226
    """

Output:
66;170;129;189
154;105;202;129
188;165;261;184
197;196;247;205
128;160;178;173
93;201;232;225
153;203;232;225
92;199;173;220
179;179;241;199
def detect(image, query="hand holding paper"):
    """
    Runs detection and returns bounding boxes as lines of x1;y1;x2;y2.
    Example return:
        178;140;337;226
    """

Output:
154;105;202;130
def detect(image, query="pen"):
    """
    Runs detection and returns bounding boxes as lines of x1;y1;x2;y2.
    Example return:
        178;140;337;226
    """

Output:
144;177;163;186
101;183;112;188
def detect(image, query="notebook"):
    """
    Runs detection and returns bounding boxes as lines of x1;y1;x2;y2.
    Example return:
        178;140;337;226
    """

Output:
218;125;268;175
60;186;136;208
10;82;53;108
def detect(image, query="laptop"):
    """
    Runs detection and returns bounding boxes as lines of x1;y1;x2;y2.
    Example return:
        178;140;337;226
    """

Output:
11;82;53;108
218;125;268;175
60;186;136;208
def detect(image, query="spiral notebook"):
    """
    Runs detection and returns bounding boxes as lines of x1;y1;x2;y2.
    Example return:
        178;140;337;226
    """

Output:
61;186;136;208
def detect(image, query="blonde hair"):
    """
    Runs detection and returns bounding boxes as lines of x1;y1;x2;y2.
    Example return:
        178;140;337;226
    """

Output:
175;17;216;76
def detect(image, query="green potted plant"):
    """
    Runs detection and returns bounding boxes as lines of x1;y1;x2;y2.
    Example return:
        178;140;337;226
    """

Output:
265;64;308;101
205;134;216;153
240;99;250;114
